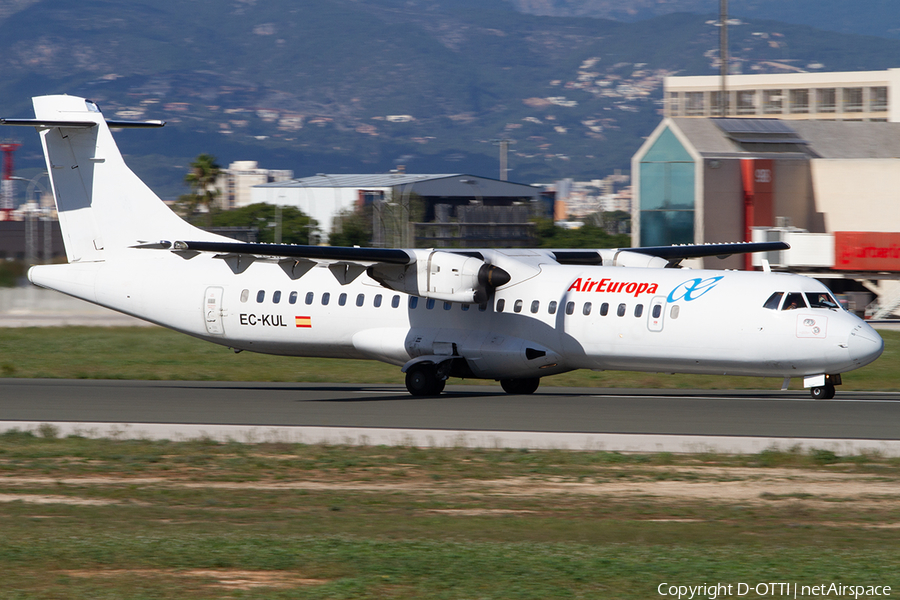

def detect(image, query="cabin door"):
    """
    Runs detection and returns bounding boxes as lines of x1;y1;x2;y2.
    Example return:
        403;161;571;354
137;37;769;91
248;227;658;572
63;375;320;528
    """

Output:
204;286;225;336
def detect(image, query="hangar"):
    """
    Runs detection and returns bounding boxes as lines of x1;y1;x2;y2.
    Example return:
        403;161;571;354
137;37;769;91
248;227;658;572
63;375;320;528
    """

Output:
253;173;548;247
632;117;900;315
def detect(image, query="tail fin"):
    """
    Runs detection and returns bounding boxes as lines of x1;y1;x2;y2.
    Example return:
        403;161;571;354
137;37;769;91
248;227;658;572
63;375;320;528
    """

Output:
25;95;215;262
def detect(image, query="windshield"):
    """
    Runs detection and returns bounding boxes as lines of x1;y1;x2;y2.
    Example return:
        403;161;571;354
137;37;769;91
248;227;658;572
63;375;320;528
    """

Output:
806;292;840;309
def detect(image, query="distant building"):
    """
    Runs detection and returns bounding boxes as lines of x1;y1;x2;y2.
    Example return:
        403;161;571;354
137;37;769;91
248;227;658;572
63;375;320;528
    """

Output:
665;68;900;122
214;161;293;211
253;173;546;246
547;173;631;220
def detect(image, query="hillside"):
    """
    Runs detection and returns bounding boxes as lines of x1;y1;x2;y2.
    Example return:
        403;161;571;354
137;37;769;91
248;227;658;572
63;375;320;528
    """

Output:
2;0;900;199
510;0;900;39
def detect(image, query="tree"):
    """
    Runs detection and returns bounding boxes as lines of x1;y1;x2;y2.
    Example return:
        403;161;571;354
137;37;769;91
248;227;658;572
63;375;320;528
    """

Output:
211;203;319;245
531;217;630;249
328;208;372;247
177;154;221;224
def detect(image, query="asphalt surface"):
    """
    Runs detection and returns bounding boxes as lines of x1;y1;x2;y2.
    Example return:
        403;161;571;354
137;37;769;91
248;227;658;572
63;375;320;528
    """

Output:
1;379;899;440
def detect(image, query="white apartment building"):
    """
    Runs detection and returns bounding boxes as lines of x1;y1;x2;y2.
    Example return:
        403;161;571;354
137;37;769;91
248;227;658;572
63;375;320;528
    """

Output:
215;161;294;210
665;68;900;122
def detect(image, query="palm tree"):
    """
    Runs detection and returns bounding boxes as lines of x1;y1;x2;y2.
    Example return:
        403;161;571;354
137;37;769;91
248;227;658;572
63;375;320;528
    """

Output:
183;153;221;225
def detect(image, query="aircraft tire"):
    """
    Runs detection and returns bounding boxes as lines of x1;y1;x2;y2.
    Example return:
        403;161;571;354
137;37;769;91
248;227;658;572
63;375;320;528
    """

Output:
405;364;444;396
500;377;540;395
810;383;836;400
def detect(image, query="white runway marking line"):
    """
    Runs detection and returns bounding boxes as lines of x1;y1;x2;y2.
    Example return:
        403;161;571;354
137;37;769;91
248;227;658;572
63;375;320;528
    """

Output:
2;421;899;456
591;394;900;403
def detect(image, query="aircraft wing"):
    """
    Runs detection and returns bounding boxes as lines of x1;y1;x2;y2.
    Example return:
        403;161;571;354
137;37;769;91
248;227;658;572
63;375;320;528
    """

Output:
166;240;414;265
138;240;507;304
138;239;787;302
552;241;790;267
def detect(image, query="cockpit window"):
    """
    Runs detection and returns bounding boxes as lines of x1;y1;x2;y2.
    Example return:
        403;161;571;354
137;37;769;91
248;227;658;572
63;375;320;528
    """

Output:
763;292;783;310
781;292;807;310
806;292;839;309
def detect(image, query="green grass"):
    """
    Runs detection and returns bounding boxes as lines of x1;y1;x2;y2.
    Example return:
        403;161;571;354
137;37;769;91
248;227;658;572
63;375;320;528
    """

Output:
1;327;898;390
1;433;899;598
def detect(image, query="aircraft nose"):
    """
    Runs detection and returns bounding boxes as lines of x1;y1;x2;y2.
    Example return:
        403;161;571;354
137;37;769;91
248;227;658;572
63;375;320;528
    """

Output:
848;323;884;369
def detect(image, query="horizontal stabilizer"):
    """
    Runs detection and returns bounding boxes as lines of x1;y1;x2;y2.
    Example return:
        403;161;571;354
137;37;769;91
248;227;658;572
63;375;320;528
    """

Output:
1;118;164;129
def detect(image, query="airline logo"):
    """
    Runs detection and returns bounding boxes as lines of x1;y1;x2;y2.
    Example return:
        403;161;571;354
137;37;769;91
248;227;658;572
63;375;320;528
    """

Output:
567;277;659;298
295;316;312;328
666;276;724;302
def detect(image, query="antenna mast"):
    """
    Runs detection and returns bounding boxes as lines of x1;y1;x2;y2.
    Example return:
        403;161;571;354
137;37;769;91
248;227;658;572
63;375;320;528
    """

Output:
720;0;728;116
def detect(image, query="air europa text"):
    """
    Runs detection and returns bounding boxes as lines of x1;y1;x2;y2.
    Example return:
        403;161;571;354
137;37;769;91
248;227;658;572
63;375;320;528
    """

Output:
567;277;659;298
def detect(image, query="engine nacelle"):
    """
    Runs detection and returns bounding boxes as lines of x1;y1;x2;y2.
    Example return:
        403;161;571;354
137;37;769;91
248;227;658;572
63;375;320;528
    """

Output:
597;249;672;269
368;250;510;304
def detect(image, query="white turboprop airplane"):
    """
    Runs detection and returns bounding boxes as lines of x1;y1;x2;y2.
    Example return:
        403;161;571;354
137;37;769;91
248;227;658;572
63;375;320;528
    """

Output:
2;95;884;399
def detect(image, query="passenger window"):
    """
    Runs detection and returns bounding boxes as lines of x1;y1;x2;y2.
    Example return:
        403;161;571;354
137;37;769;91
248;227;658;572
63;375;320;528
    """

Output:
496;299;505;312
652;304;662;318
582;302;592;316
273;290;281;304
670;305;680;319
634;304;643;318
565;302;575;315
600;302;609;316
322;292;330;306
444;302;452;310
289;291;298;305
240;289;249;303
782;292;806;311
339;293;347;306
391;295;400;308
514;299;523;313
763;292;783;310
305;292;314;305
530;300;540;314
617;303;626;317
374;294;382;308
548;300;557;315
478;302;487;312
356;293;365;307
461;304;470;311
256;290;265;303
806;292;839;309
409;296;418;309
426;299;435;310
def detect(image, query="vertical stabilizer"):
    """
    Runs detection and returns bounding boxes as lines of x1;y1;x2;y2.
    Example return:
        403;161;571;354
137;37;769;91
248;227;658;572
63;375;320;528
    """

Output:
30;95;216;262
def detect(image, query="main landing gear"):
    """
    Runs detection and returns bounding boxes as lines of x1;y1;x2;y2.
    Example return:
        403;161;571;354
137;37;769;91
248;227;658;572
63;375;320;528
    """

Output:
500;378;540;395
403;364;542;397
405;363;446;396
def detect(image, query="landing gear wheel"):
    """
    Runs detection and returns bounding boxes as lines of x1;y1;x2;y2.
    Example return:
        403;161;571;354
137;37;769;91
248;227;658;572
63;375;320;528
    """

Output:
500;377;540;395
810;383;836;400
405;365;445;396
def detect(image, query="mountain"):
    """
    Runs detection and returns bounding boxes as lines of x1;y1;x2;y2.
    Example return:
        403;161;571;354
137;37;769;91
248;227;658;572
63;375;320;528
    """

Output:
2;0;900;199
509;0;900;40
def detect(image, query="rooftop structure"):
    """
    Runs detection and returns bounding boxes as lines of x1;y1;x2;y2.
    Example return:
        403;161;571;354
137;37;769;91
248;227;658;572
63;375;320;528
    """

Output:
665;68;900;122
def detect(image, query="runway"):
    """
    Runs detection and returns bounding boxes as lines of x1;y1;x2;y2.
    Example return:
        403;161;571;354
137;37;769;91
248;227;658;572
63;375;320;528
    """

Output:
3;379;900;454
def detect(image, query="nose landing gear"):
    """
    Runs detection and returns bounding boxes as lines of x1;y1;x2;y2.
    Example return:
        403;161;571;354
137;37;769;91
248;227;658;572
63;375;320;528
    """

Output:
810;383;836;400
807;373;841;400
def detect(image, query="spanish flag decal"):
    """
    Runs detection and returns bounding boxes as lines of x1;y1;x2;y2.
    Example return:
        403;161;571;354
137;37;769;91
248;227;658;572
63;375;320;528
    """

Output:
295;316;312;328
